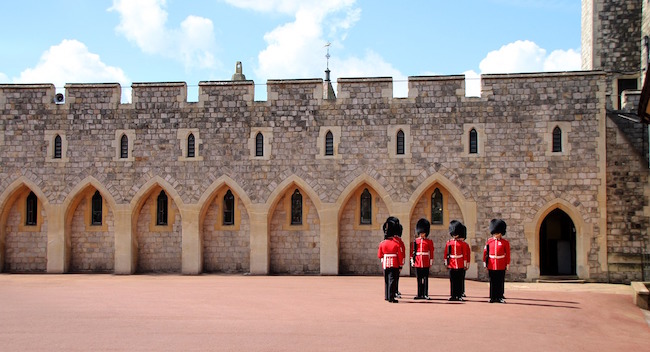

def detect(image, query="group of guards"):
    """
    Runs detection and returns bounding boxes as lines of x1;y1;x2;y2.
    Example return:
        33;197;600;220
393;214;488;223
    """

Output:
377;217;510;304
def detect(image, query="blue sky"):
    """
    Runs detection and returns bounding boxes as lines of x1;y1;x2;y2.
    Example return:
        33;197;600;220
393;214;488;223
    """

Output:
0;0;581;101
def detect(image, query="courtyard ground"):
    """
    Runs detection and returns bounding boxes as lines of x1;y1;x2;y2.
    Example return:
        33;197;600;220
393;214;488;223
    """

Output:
0;274;648;351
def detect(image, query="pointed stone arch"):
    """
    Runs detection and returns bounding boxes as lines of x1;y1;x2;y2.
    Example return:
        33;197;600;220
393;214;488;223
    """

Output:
0;177;49;273
130;176;184;273
198;175;253;220
265;174;323;218
524;198;590;280
198;175;252;273
408;173;478;277
63;176;117;223
335;173;395;217
130;176;185;215
337;173;393;275
62;176;117;273
266;175;322;274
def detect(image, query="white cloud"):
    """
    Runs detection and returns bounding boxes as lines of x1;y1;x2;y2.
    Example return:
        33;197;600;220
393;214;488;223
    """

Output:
109;0;217;70
14;39;131;101
0;72;8;82
543;48;581;71
479;40;581;74
479;40;546;74
225;0;366;82
329;50;407;97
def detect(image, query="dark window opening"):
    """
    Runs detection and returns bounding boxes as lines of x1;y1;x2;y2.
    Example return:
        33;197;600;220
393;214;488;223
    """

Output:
360;188;372;225
431;188;443;225
91;191;103;226
255;132;264;157
187;133;195;158
120;134;129;159
618;78;638;109
396;130;405;155
552;126;562;153
223;190;235;226
291;189;302;225
26;191;37;226
54;135;62;159
469;129;478;154
156;190;168;226
325;131;334;156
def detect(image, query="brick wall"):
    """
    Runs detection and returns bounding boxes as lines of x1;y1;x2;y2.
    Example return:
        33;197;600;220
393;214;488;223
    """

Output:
1;71;647;282
69;198;115;273
269;191;320;274
203;197;250;273
4;202;47;272
135;195;182;273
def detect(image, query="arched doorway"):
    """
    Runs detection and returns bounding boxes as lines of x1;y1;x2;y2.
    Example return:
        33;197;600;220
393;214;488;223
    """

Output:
540;209;576;276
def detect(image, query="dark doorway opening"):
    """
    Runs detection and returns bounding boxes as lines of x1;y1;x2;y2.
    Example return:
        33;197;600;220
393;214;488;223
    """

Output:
540;209;576;276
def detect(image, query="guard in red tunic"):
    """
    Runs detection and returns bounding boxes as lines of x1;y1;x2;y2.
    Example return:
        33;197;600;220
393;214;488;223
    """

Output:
483;219;510;303
411;218;433;300
459;230;471;298
379;216;403;303
393;222;405;299
444;220;467;301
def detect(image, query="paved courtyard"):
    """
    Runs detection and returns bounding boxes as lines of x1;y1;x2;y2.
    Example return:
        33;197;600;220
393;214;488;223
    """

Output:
0;274;648;351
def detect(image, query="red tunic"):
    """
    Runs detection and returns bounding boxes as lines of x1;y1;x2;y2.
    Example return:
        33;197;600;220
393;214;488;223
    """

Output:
482;237;510;270
444;239;467;269
460;239;471;269
411;237;434;268
393;237;406;267
378;238;403;269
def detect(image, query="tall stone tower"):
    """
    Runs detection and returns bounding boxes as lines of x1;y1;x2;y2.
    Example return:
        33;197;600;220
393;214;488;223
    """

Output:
581;0;643;109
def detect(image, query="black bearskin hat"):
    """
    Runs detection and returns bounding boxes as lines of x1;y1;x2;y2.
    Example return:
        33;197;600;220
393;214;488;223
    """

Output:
449;220;466;238
489;218;507;235
415;218;430;236
396;223;403;238
383;216;401;238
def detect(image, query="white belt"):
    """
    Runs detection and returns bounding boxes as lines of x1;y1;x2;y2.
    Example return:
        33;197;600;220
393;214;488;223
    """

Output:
449;254;463;258
416;252;429;256
489;255;505;259
384;254;397;258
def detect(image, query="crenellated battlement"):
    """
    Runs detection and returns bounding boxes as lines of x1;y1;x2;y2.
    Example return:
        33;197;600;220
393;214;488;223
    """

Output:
0;72;607;110
65;83;122;107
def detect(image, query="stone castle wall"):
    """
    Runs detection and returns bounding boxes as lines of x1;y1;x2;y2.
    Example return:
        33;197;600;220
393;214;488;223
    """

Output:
0;71;648;282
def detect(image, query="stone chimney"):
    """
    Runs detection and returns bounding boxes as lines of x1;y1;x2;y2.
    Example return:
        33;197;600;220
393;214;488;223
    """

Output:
232;61;246;81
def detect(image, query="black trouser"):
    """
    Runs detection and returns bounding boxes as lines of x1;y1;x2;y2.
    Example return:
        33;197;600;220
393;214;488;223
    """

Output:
396;267;402;294
415;267;429;298
461;269;466;295
449;268;464;298
384;268;400;301
488;269;506;300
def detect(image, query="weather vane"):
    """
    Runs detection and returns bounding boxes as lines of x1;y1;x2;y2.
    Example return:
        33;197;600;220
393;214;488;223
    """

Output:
325;42;331;70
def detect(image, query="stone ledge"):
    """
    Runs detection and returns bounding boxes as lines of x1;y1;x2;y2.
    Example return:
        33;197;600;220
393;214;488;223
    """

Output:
631;281;650;310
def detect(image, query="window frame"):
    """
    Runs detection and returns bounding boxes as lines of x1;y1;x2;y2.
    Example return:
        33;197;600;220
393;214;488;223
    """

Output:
290;189;303;225
120;134;129;159
25;191;38;226
469;128;478;154
396;130;405;155
552;126;562;153
325;131;334;156
91;190;103;226
223;190;235;226
53;135;62;159
431;188;443;225
359;188;372;225
156;190;169;226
